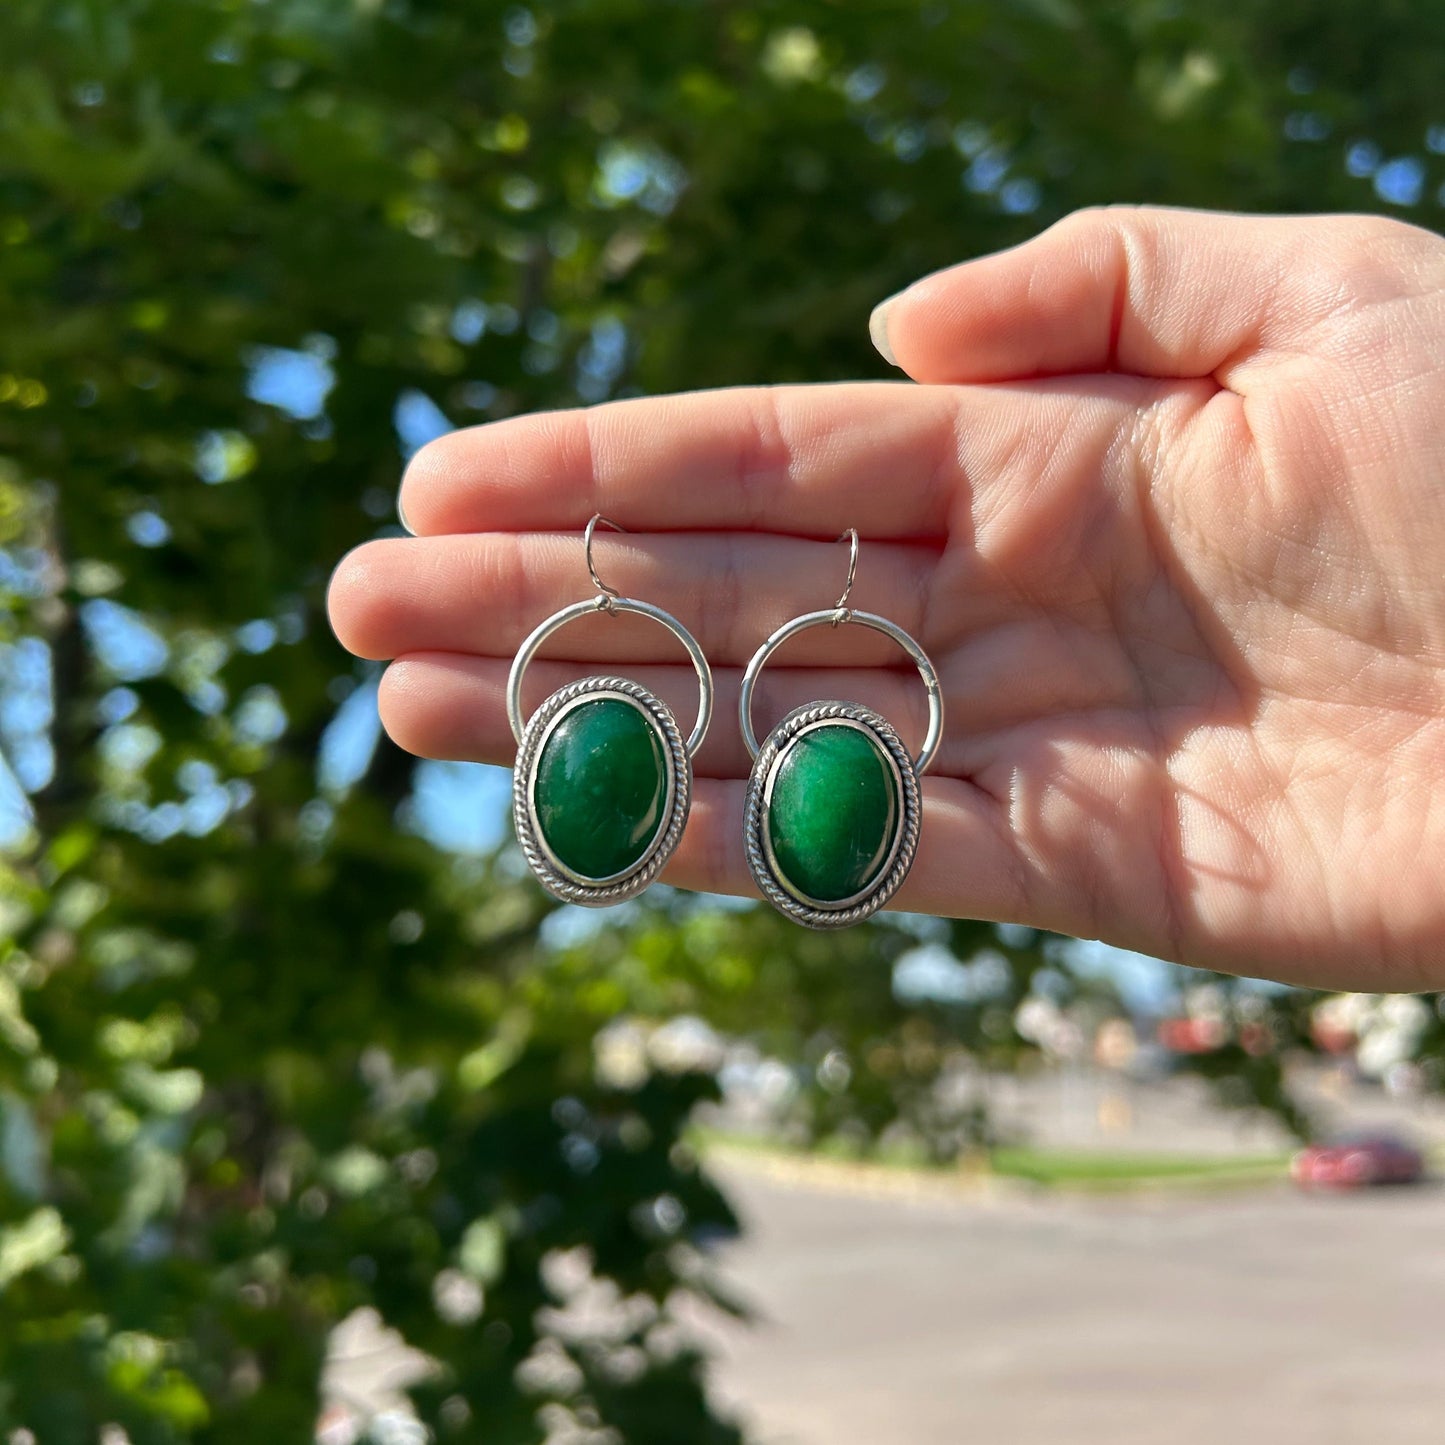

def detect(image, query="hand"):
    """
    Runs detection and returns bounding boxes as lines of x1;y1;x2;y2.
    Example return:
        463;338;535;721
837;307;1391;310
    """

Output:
327;206;1445;991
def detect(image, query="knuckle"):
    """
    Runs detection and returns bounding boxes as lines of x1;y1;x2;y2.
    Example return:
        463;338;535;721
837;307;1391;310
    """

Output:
1053;203;1157;251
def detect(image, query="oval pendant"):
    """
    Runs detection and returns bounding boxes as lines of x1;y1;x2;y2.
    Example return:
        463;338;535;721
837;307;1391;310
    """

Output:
514;676;690;905
744;702;921;928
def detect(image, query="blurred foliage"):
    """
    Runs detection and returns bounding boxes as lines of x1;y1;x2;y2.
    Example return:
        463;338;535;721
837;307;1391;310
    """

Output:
0;0;1443;1439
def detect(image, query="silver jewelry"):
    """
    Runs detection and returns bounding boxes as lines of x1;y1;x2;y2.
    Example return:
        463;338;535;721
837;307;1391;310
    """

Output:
508;515;713;906
739;530;943;928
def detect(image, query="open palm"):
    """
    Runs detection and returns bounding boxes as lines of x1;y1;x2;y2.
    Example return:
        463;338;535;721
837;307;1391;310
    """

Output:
328;207;1445;990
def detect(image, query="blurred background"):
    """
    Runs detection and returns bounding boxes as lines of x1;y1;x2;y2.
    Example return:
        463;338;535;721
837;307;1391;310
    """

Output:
2;1;1444;1441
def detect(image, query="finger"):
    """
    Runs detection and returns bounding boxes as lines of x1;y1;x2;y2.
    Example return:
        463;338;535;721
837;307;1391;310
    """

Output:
379;616;1138;780
870;206;1410;387
330;530;947;669
379;654;942;779
398;382;962;538
337;377;1158;671
386;659;1166;943
378;658;1054;927
660;777;1032;929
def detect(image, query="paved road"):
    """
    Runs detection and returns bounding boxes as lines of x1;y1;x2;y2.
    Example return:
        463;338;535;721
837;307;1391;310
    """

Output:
699;1164;1445;1445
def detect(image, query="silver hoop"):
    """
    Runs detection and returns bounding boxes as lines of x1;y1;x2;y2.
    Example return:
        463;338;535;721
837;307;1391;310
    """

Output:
506;596;713;755
738;609;944;774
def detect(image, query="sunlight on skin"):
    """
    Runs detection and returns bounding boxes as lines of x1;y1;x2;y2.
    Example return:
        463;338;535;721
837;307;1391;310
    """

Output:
329;207;1445;992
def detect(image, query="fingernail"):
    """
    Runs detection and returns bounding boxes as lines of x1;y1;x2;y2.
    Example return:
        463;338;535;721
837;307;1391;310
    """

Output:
869;295;900;367
397;486;414;535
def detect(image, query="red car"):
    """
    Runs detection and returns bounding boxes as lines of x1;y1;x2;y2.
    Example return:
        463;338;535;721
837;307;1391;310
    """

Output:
1291;1134;1425;1189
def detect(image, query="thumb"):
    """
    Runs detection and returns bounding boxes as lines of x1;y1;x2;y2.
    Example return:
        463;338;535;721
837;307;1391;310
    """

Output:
869;205;1419;388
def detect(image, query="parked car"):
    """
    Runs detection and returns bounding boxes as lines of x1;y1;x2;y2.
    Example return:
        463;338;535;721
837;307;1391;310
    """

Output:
1291;1133;1425;1189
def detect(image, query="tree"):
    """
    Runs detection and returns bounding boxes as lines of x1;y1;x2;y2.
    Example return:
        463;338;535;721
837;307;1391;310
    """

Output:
0;0;1441;1438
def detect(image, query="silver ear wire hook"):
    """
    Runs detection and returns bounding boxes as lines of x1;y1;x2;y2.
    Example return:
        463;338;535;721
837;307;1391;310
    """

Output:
508;515;714;758
832;527;859;626
585;513;625;612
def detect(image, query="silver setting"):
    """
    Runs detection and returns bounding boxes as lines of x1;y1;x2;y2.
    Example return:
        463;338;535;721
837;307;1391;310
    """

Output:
513;676;690;907
744;701;921;930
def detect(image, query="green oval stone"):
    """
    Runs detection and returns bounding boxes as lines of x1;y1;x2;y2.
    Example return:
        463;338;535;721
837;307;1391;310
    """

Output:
533;698;669;880
766;723;901;905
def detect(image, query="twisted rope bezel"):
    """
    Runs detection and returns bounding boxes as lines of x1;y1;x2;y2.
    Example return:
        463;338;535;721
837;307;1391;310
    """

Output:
513;676;690;907
743;701;921;929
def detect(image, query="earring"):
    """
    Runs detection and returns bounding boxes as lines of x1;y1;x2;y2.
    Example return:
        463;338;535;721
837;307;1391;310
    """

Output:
739;530;943;929
507;515;713;906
